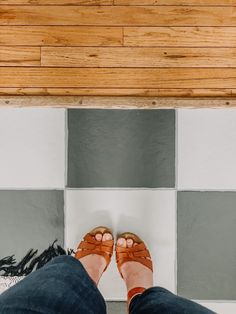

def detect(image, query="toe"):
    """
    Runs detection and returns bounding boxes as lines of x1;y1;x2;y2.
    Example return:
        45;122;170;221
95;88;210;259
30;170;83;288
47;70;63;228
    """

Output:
127;238;133;248
95;233;102;241
117;237;127;247
103;233;112;241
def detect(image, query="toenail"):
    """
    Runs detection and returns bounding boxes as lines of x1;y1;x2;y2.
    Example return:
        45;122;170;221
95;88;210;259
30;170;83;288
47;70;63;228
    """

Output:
95;234;102;241
103;233;112;241
117;238;124;245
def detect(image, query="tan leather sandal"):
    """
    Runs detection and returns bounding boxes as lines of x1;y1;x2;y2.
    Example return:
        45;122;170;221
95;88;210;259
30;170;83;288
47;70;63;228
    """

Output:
75;226;114;272
116;232;153;307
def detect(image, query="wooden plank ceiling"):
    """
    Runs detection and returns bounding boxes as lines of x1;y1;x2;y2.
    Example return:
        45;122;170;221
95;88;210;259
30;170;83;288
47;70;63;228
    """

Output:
0;0;235;97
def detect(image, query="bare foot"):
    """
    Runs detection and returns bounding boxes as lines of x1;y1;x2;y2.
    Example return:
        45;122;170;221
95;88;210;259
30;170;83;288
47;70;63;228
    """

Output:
117;237;153;292
76;232;113;285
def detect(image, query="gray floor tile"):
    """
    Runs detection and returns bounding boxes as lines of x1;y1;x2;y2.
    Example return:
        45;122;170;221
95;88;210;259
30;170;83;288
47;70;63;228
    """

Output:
67;109;175;188
106;302;126;314
0;190;64;260
177;191;236;300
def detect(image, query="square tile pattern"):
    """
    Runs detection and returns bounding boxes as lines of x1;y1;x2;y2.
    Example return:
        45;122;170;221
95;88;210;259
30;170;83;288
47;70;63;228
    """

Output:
178;109;236;190
67;109;175;188
0;108;65;189
0;190;64;260
177;191;236;300
1;108;236;313
65;190;176;300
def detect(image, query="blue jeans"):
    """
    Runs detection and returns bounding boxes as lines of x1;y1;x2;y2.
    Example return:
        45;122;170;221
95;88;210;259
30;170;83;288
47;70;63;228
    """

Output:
0;256;215;314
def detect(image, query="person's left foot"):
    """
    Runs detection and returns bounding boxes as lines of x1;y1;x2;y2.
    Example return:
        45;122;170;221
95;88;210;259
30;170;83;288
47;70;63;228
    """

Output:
116;237;153;292
75;228;113;284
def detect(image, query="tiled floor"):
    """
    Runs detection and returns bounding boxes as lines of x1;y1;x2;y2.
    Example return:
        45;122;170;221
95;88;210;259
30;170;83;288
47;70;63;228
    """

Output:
0;190;64;260
67;109;175;188
1;108;236;313
65;189;176;299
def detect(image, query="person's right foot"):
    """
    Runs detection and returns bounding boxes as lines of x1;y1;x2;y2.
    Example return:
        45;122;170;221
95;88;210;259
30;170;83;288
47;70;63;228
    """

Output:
75;227;114;285
116;237;153;293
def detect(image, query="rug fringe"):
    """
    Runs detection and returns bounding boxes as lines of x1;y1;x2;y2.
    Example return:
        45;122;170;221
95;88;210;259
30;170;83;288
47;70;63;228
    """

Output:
0;240;74;276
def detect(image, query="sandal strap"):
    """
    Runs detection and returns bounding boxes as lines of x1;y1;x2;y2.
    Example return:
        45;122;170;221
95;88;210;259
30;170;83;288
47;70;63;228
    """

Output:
116;242;153;276
116;242;151;256
75;232;114;269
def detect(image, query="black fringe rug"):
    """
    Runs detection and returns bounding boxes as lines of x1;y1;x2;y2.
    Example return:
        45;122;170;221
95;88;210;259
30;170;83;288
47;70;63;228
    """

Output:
0;240;74;277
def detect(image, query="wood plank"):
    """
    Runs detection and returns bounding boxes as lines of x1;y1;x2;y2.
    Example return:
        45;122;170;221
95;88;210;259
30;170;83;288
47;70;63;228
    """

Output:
41;47;236;67
114;0;236;5
0;96;236;108
0;26;122;46
0;0;112;4
0;47;40;66
0;68;235;88
124;27;236;47
0;6;235;26
0;88;235;97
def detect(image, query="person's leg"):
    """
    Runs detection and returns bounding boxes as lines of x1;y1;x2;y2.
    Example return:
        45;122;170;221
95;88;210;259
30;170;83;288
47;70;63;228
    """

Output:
129;287;216;314
0;255;106;314
0;227;114;314
116;236;215;314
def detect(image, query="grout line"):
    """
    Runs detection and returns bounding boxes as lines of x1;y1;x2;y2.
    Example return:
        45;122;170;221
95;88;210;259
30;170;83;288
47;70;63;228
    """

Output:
174;108;178;295
64;187;236;191
174;189;178;295
65;109;68;193
175;109;179;190
1;187;236;191
0;187;64;190
1;187;236;192
64;188;67;250
177;189;236;192
65;187;176;191
64;109;68;249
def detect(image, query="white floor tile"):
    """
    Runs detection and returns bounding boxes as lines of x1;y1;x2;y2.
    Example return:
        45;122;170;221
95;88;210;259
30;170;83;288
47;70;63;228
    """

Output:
65;189;176;300
178;109;236;189
0;276;24;294
0;108;65;188
197;301;236;314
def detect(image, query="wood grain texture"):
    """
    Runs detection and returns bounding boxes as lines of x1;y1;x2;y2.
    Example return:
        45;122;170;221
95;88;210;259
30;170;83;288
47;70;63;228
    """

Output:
0;88;235;97
1;6;235;26
1;0;235;4
0;0;112;4
0;26;122;46
0;68;235;88
0;47;40;66
0;1;235;98
124;27;236;47
41;47;236;67
0;96;235;108
115;0;236;5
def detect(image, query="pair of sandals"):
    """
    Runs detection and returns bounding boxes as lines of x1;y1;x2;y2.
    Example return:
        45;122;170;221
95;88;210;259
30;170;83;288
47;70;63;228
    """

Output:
75;226;153;306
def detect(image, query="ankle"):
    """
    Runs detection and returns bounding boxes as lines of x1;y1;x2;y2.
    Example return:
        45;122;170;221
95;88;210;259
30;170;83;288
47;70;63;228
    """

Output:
121;262;153;292
79;255;106;285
